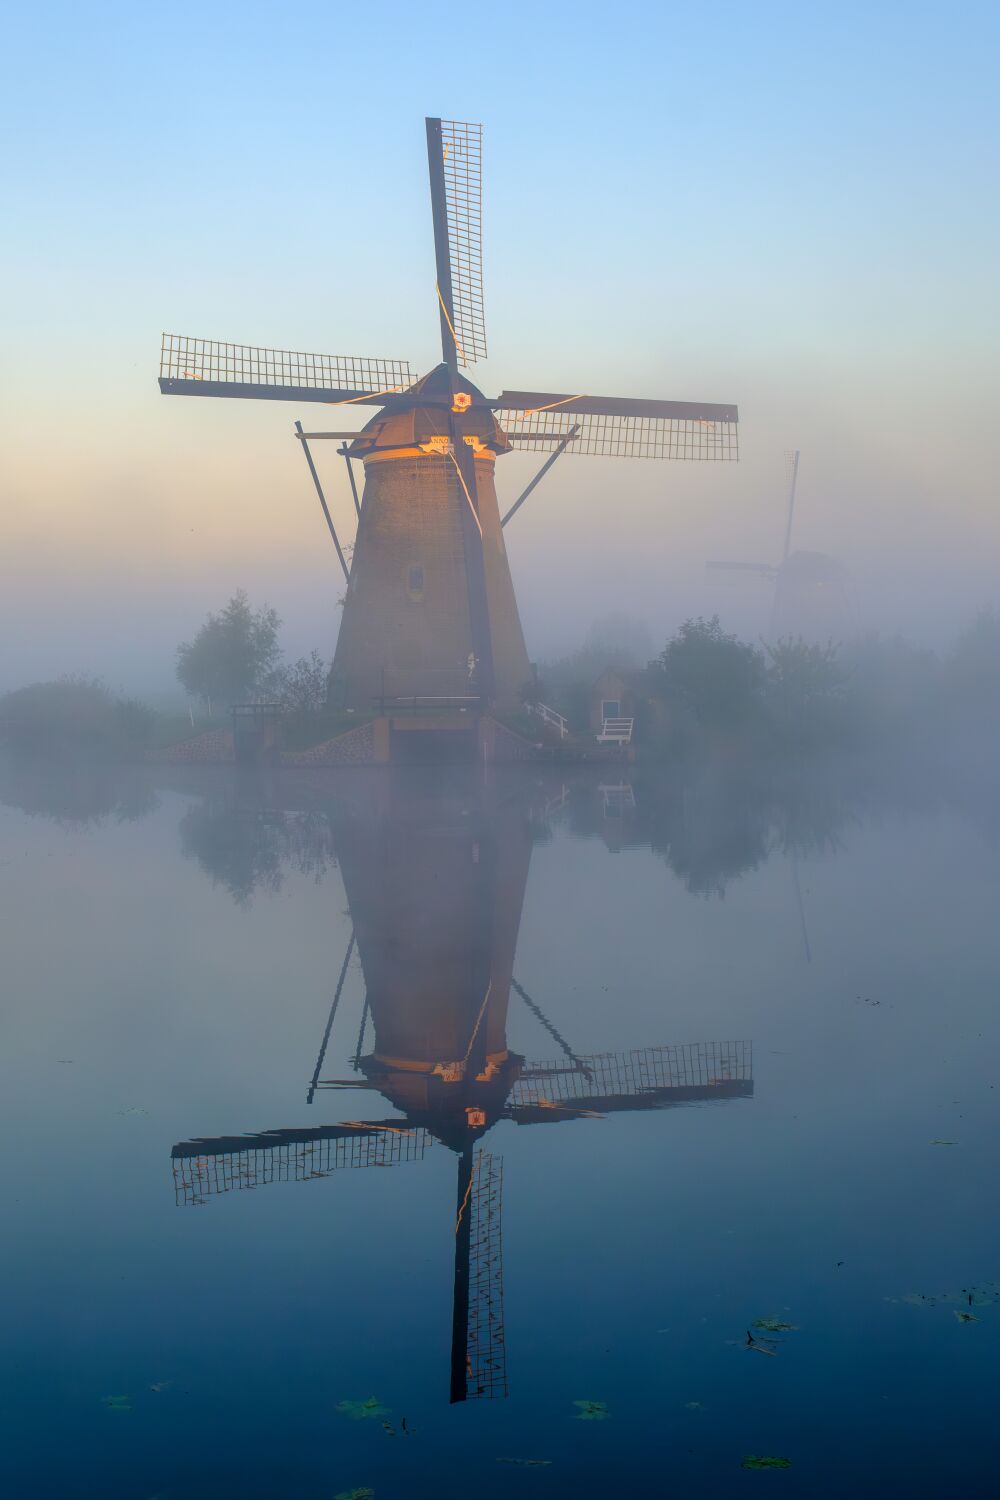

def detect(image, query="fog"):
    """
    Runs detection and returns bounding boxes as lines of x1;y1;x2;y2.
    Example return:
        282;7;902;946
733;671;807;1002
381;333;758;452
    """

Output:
2;5;997;699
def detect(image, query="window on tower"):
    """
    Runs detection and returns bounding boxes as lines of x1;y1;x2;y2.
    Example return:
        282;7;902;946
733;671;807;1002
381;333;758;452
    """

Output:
406;563;426;601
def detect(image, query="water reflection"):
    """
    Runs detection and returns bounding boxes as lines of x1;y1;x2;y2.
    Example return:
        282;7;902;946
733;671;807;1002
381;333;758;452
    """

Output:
170;771;753;1403
0;756;157;826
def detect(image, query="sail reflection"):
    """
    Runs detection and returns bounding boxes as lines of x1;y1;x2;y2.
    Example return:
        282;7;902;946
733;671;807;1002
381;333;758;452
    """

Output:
171;770;753;1404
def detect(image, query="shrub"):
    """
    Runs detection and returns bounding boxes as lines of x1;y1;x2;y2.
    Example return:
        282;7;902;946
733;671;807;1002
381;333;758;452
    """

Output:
0;678;153;759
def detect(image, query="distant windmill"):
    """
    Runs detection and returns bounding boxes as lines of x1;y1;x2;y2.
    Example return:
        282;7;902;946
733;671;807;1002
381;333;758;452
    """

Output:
707;451;849;640
159;117;739;719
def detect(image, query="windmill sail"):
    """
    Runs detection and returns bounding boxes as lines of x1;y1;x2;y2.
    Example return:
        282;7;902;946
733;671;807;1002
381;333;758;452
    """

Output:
427;119;487;368
508;1041;753;1118
159;334;414;405
494;392;738;460
170;1122;431;1206
452;1148;507;1402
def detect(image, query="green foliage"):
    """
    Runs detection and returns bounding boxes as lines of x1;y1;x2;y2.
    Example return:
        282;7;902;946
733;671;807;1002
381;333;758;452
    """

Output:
335;1397;389;1421
946;607;1000;723
0;677;153;759
572;1399;610;1420
267;650;329;712
839;632;938;741
650;616;765;736
176;590;281;709
763;638;848;742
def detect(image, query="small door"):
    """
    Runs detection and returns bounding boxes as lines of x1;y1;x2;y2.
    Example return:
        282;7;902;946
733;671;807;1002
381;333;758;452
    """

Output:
601;699;621;720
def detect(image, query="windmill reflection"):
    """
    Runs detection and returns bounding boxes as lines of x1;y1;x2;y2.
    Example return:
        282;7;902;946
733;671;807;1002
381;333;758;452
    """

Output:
171;771;753;1404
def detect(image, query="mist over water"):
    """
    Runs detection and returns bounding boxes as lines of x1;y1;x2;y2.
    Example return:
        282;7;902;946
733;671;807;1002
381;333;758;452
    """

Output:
1;756;999;1495
3;2;999;1494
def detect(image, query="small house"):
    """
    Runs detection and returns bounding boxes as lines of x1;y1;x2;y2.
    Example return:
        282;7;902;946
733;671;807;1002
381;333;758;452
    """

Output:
589;668;637;736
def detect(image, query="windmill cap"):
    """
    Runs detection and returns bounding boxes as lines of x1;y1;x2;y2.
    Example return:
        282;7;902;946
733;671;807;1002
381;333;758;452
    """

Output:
347;362;512;460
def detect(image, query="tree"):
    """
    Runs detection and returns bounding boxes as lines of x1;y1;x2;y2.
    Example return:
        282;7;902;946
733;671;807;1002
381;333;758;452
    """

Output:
946;607;1000;724
650;616;765;735
267;651;329;712
176;592;282;710
763;638;848;742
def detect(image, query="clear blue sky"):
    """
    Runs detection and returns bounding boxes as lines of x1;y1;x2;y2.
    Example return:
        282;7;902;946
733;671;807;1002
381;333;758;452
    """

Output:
2;0;998;690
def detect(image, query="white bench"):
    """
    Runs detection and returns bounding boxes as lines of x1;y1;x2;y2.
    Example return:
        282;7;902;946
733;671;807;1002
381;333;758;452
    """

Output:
597;717;634;744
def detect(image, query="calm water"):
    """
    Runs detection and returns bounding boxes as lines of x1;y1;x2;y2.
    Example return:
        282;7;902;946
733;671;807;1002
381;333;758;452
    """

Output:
2;757;999;1498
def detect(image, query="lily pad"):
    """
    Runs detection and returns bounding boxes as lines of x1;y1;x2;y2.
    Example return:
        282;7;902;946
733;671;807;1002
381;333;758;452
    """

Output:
573;1398;610;1421
741;1455;792;1470
336;1397;389;1421
752;1318;798;1333
334;1489;374;1499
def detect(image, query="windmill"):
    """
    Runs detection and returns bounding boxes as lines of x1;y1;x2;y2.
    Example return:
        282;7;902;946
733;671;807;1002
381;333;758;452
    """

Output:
170;779;753;1404
159;117;739;725
707;451;849;640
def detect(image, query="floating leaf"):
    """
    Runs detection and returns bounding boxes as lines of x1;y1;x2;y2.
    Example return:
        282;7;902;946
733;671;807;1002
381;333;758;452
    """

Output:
102;1395;132;1411
752;1318;798;1334
930;1140;956;1146
954;1310;980;1324
684;1401;705;1410
741;1455;792;1470
334;1489;375;1499
336;1397;389;1421
497;1457;554;1466
148;1380;171;1393
573;1399;610;1421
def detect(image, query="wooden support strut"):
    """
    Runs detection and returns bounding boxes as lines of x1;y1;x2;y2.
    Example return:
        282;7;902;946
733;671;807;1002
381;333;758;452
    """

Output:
295;421;350;583
307;930;356;1104
501;425;581;527
338;443;362;519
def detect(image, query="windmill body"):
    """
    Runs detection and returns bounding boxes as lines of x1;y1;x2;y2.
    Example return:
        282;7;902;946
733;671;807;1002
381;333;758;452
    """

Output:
159;118;738;744
707;451;851;641
332;367;530;710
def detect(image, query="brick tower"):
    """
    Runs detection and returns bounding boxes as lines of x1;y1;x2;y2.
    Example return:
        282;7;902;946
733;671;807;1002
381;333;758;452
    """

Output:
330;365;530;712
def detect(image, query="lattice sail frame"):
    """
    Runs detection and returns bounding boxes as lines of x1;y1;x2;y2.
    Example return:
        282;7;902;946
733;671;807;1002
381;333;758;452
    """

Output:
171;1127;431;1206
510;1041;752;1106
498;409;739;461
440;120;487;367
160;334;413;396
465;1150;507;1399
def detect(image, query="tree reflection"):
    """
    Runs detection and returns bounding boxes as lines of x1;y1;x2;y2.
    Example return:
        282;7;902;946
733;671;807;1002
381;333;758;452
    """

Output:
0;757;158;826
